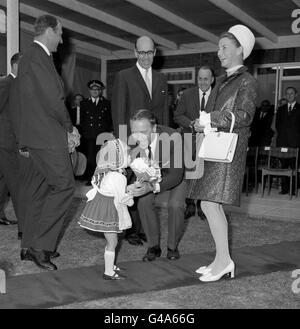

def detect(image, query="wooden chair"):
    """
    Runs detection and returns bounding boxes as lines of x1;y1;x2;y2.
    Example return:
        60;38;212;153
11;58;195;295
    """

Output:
261;147;299;199
255;146;270;193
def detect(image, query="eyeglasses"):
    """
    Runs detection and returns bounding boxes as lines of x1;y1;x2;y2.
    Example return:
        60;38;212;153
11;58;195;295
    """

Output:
136;50;155;57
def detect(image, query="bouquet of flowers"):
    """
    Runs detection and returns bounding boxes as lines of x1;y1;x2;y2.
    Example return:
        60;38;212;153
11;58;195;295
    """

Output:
130;157;162;184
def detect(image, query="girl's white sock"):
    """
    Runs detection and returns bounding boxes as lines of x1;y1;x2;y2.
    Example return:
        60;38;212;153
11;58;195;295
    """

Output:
104;248;115;276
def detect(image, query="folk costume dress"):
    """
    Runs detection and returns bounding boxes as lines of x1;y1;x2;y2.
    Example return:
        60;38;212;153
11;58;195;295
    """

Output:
78;139;133;233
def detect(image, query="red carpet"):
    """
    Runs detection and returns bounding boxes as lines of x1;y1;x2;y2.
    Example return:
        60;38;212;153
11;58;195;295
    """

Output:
0;240;299;309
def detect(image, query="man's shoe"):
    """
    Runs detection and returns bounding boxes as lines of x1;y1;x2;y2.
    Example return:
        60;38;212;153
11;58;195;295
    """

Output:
139;233;147;242
126;234;143;246
279;190;288;195
25;248;57;271
0;217;17;225
45;250;60;259
167;248;180;260
20;248;29;261
184;199;196;219
143;245;161;261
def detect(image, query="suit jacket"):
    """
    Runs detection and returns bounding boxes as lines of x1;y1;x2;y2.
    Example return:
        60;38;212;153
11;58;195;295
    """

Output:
80;97;113;139
174;86;214;133
0;74;17;150
17;43;73;149
129;125;184;193
68;106;80;127
249;108;274;146
276;102;300;147
111;65;168;135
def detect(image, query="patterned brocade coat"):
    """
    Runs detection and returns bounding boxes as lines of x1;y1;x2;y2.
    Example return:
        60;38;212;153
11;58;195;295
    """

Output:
187;66;258;206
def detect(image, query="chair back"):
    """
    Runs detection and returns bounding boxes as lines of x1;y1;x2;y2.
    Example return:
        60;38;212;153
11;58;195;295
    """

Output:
268;147;299;169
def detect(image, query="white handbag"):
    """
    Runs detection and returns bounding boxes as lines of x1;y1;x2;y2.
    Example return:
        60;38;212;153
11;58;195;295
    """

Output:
198;112;238;163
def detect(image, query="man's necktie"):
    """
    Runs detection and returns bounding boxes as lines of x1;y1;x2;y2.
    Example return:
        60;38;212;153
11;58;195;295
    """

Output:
76;107;80;125
288;105;293;115
147;145;152;162
145;69;152;98
200;92;206;111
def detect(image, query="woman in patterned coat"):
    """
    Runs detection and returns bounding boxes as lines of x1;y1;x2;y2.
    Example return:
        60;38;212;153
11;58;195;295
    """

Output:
189;25;258;282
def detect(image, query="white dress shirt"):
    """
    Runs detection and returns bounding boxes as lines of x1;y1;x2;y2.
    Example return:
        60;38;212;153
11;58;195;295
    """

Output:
136;62;152;96
145;132;160;193
91;97;99;106
34;40;51;56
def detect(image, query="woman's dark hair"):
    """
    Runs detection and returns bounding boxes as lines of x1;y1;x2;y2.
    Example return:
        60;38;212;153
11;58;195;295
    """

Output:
34;15;59;37
130;109;157;125
219;32;241;48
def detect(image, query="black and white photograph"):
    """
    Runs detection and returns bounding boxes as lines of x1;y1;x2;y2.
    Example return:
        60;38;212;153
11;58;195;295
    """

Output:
0;0;299;314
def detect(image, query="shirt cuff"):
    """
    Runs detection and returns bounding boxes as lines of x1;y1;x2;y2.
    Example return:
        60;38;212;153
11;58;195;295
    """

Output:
153;182;160;194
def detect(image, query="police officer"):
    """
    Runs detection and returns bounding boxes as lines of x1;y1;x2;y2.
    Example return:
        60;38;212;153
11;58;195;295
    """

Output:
80;80;113;184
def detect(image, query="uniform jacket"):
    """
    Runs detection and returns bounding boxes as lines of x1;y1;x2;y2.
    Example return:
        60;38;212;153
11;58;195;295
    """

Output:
80;97;113;139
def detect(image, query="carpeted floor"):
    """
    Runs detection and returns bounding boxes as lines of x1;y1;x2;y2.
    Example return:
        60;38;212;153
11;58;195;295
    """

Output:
1;197;300;308
0;240;299;309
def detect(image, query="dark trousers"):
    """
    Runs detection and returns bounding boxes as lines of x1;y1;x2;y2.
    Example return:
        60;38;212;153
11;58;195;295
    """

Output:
280;158;296;193
21;148;75;251
82;137;100;180
0;148;20;225
0;173;8;218
137;180;187;250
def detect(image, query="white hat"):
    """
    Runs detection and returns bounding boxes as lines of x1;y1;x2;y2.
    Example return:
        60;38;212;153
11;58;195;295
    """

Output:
228;25;255;60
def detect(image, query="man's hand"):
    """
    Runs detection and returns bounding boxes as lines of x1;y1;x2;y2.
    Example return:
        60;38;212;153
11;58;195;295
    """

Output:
193;119;205;133
127;182;154;197
68;127;81;150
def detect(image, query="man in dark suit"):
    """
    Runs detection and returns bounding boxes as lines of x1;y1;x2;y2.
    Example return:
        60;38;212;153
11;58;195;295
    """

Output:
80;80;113;183
276;86;300;194
16;15;80;271
112;35;169;136
128;110;187;261
112;36;169;245
174;66;215;220
68;93;84;131
0;53;23;227
249;100;274;146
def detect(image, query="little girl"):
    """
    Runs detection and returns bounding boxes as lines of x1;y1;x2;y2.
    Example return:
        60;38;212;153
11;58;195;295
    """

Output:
78;139;133;280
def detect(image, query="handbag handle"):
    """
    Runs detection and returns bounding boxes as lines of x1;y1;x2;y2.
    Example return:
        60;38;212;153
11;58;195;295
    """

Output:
229;112;235;133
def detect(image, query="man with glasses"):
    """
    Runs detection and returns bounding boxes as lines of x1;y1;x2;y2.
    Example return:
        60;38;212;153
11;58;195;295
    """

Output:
112;35;169;136
112;36;169;246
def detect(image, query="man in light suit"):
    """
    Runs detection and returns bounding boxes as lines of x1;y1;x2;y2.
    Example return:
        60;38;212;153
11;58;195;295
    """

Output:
174;66;215;220
0;53;22;227
16;15;80;271
112;36;169;245
128;110;187;261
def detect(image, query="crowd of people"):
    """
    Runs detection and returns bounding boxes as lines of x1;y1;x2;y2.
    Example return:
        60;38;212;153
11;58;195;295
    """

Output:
3;13;296;283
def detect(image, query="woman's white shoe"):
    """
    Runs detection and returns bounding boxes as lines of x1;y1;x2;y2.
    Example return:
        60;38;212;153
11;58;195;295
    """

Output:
199;261;235;282
195;266;212;275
